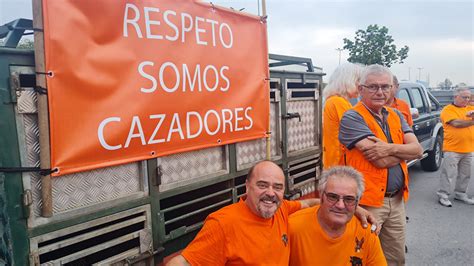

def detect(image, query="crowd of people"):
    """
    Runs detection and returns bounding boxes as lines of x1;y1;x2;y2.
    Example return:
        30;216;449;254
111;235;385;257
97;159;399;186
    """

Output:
166;64;474;266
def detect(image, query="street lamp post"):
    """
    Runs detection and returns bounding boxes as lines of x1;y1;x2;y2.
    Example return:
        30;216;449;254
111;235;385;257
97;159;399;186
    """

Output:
417;67;423;81
336;48;343;65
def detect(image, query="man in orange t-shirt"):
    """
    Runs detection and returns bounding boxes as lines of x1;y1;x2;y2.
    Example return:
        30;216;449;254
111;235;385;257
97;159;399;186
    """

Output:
289;166;386;266
468;90;474;113
167;161;377;266
436;87;474;207
166;161;318;265
387;76;413;126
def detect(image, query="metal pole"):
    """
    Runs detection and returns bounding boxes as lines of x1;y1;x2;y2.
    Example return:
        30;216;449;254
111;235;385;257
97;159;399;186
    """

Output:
408;67;411;80
336;48;343;65
33;0;53;217
417;67;423;81
257;0;261;16
262;0;271;161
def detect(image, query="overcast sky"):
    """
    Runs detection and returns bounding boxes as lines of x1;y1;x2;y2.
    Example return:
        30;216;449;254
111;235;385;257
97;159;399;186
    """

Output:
1;0;472;86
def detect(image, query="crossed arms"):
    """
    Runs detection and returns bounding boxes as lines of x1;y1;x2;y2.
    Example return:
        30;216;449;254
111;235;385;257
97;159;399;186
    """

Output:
355;133;423;168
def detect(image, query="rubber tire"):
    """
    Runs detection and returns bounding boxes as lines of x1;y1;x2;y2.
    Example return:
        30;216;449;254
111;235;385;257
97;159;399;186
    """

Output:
421;133;443;171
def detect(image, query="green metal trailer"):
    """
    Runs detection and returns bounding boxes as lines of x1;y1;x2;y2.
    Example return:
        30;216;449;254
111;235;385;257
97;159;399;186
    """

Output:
0;20;324;265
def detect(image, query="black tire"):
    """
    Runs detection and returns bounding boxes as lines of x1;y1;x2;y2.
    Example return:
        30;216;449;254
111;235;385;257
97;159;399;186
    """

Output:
421;133;443;171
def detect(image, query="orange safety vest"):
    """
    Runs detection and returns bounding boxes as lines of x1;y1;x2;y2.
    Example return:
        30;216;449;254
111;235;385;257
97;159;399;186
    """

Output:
342;102;409;207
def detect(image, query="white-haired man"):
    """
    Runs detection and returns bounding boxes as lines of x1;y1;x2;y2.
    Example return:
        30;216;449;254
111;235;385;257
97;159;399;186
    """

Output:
289;166;387;265
339;64;423;265
437;87;474;207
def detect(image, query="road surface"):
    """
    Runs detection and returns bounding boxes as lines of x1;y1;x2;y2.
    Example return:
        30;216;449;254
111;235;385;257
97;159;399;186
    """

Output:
405;162;474;265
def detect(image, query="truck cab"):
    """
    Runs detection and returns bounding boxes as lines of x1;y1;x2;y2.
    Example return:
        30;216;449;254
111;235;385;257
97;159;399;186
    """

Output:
397;81;443;171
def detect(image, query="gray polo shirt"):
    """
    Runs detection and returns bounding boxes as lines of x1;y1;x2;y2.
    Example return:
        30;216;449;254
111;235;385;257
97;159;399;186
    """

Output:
339;105;413;192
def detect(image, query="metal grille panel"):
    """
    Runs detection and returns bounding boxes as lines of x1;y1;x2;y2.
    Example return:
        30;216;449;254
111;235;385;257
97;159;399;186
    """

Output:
236;102;280;170
29;205;152;265
287;100;317;152
158;146;227;190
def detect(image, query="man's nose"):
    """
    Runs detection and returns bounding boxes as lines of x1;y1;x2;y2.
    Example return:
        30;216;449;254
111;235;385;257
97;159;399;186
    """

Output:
265;186;276;196
334;198;346;209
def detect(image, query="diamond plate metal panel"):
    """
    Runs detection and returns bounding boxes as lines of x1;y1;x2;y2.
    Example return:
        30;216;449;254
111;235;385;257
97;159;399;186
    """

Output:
51;164;141;214
29;164;142;217
287;100;316;152
19;115;143;218
158;147;227;189
17;90;38;114
236;103;280;170
140;228;153;253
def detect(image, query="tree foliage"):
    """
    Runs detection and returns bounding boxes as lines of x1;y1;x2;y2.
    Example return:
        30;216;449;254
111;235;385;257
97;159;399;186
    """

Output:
343;24;409;67
437;78;453;90
0;38;34;49
17;39;34;49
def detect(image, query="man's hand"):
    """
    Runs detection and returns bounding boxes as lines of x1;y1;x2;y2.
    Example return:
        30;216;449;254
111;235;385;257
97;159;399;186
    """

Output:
360;136;393;161
467;110;474;118
355;205;381;235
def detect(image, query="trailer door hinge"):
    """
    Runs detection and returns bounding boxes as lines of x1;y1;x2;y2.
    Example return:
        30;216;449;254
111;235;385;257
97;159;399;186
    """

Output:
23;189;33;218
155;165;162;186
29;252;40;266
23;189;33;207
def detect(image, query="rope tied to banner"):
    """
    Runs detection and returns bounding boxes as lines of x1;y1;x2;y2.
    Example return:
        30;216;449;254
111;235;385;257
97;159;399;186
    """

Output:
35;71;54;77
0;167;58;176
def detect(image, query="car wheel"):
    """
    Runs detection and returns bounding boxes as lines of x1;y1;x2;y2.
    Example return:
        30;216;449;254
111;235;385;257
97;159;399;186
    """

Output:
421;133;443;171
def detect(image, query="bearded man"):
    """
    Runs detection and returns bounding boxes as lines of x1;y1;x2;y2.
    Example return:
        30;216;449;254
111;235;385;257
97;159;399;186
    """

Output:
167;161;376;265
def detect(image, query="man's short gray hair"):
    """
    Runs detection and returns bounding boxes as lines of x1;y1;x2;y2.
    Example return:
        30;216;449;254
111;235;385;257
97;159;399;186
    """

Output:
318;166;365;199
360;64;393;85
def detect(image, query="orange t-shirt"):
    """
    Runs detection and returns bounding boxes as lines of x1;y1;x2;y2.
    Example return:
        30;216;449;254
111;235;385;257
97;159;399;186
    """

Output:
181;198;301;265
389;97;413;126
289;206;387;266
323;95;353;169
441;104;474;153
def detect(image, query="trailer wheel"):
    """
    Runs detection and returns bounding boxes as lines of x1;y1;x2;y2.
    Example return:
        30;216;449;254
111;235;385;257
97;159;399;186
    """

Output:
421;133;443;171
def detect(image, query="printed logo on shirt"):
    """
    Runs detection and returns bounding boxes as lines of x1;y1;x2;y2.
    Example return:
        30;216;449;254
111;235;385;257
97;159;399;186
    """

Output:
281;234;288;246
355;237;365;253
350;256;363;266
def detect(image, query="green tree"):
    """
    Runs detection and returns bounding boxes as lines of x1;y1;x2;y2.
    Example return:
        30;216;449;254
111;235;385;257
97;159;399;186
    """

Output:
0;38;34;49
343;24;409;67
437;78;453;90
17;38;34;49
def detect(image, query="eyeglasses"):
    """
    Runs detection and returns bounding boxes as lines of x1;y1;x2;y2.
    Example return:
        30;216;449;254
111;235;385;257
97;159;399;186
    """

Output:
323;191;358;207
458;96;471;100
361;84;392;93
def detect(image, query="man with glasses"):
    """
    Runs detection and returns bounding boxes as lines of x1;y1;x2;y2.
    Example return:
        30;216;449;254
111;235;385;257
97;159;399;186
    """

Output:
338;64;422;265
436;87;474;207
167;161;376;265
289;166;387;266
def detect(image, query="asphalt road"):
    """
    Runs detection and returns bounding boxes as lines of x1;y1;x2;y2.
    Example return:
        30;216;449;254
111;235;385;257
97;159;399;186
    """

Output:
405;161;474;265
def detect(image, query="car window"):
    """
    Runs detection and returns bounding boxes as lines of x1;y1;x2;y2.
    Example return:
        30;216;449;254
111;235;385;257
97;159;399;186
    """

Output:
427;92;440;111
398;89;412;106
410;87;426;113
